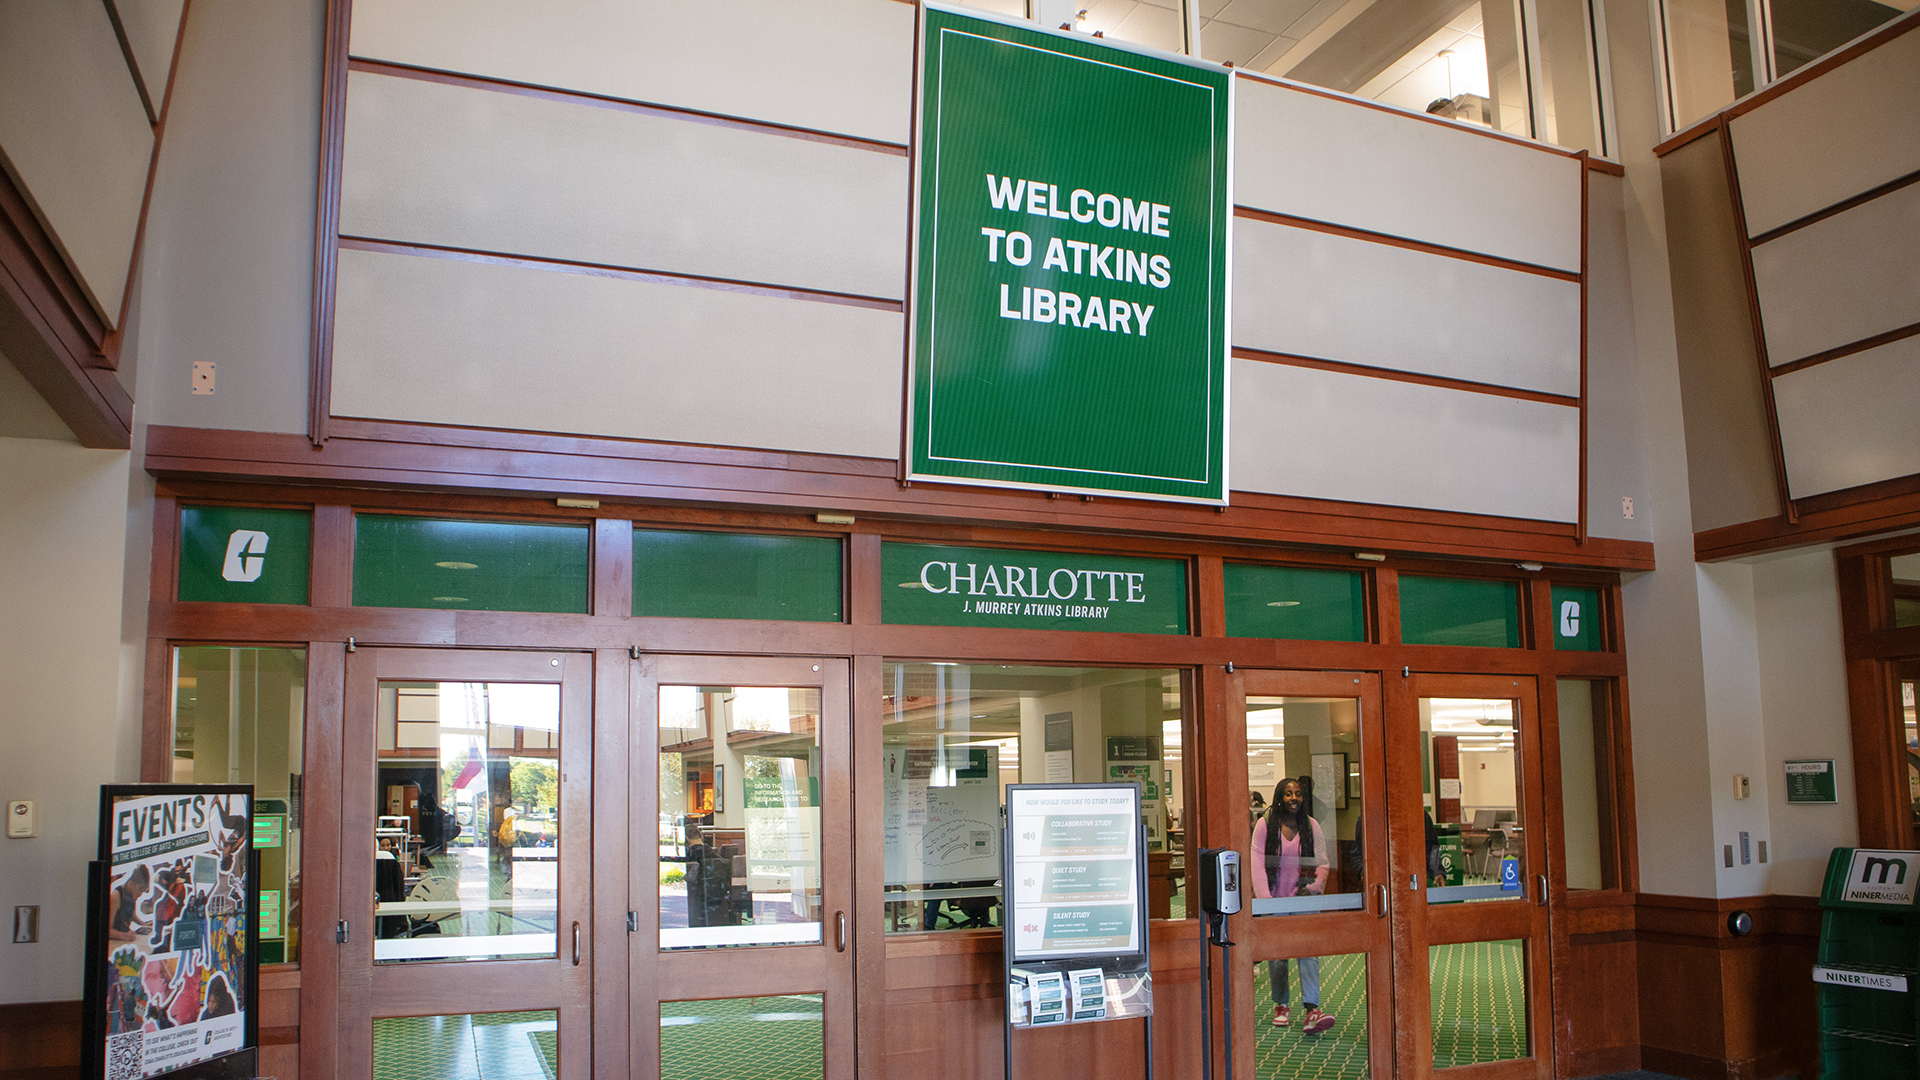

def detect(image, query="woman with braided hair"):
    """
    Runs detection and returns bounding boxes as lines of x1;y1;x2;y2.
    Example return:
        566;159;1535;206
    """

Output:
1249;776;1337;1035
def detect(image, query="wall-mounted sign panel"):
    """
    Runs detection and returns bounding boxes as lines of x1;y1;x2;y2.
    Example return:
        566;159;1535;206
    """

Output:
1550;584;1602;651
882;542;1188;634
1785;759;1838;804
179;506;312;605
907;4;1232;504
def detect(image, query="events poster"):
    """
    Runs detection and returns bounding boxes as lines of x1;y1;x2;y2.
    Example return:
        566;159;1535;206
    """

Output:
85;785;256;1080
1006;784;1147;962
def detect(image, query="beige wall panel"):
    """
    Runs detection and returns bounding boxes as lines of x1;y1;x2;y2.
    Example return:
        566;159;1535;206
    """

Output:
1583;174;1653;544
1233;76;1583;272
109;0;187;110
332;248;903;459
1750;178;1920;365
1773;334;1920;498
340;72;908;301
1728;23;1920;236
0;349;79;442
0;1;154;325
137;0;324;436
1232;217;1581;396
350;0;914;145
1660;132;1781;532
0;436;138;1003
1229;359;1580;521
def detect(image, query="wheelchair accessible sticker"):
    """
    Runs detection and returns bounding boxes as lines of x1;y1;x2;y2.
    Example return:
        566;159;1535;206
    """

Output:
1500;857;1521;891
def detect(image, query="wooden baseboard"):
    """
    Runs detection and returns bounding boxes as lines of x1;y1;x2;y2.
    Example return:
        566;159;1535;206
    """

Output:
0;1000;80;1074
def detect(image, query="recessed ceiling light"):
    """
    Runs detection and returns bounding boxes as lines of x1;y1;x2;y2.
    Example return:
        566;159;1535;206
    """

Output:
436;561;478;570
898;581;923;588
1267;600;1301;607
432;596;469;602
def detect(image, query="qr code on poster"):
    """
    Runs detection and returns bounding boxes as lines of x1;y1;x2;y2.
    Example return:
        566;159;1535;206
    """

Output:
106;1031;142;1080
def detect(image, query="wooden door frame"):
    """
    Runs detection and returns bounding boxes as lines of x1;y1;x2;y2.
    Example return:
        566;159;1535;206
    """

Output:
629;653;857;1080
1393;672;1554;1080
335;646;596;1079
1225;668;1393;1080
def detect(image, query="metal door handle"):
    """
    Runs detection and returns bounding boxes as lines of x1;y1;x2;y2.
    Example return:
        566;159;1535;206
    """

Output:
835;911;847;952
572;921;581;966
1373;884;1388;918
1535;876;1548;907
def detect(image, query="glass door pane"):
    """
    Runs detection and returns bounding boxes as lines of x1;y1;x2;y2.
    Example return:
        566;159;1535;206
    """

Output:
632;656;855;1080
1238;671;1391;1080
1419;697;1527;904
658;684;825;949
338;649;593;1080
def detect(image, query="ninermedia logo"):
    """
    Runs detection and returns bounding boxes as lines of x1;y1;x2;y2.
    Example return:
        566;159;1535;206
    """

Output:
1842;848;1920;905
221;530;269;582
1559;601;1581;638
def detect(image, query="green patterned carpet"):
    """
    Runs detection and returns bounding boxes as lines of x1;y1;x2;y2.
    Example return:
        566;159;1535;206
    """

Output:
662;995;824;1080
374;1011;558;1080
1254;953;1370;1080
1429;939;1527;1068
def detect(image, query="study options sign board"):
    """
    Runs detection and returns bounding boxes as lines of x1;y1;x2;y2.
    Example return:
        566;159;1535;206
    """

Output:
907;4;1233;504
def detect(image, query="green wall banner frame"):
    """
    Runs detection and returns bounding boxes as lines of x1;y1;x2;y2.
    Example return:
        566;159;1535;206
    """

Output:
881;542;1189;634
907;3;1233;504
1785;759;1839;804
179;505;312;605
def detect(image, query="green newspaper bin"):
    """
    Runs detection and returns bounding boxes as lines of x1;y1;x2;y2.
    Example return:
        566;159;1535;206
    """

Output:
1817;847;1920;1079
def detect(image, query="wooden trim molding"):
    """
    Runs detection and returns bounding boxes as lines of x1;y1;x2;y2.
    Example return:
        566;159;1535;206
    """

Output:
1695;478;1920;561
1231;345;1580;407
1231;204;1581;281
1653;6;1920;157
346;58;910;158
1747;166;1920;248
144;422;1654;570
1767;319;1920;377
338;236;903;313
0;157;132;448
308;0;351;446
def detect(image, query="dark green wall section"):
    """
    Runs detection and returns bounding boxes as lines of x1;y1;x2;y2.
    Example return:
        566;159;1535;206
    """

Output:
353;515;590;613
1399;576;1520;648
179;506;312;604
1550;584;1603;651
1223;563;1366;641
633;530;842;622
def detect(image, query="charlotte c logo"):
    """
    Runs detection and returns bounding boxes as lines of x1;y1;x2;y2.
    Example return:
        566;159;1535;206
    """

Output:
1559;601;1581;638
222;530;270;582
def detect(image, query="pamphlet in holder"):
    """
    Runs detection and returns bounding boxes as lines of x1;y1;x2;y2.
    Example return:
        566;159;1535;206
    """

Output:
1001;783;1154;1079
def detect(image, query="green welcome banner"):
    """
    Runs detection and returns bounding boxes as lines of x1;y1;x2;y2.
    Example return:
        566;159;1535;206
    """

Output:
882;542;1188;634
907;4;1232;504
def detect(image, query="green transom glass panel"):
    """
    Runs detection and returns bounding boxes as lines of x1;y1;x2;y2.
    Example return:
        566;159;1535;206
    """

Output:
1549;584;1603;651
1399;576;1520;648
178;505;312;605
634;530;842;622
1223;563;1366;641
353;515;589;613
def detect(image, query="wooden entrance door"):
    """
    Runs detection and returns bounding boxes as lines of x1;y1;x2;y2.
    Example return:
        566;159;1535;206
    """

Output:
1228;670;1554;1080
630;655;856;1079
1387;673;1553;1080
337;647;595;1079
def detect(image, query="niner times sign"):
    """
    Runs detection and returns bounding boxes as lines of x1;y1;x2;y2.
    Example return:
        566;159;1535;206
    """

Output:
907;4;1232;504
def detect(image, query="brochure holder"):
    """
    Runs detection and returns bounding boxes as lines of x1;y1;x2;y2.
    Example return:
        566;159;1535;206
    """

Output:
1816;847;1920;1079
1001;783;1154;1080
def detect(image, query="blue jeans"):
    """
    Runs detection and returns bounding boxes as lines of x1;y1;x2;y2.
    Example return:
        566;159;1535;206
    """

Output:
1270;955;1322;1009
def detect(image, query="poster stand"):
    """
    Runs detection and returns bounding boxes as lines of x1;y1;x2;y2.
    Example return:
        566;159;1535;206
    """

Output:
1000;783;1155;1080
82;785;259;1080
